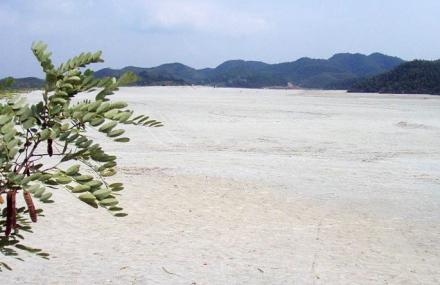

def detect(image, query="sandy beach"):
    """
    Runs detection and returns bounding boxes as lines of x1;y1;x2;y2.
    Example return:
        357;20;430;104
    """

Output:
1;87;440;284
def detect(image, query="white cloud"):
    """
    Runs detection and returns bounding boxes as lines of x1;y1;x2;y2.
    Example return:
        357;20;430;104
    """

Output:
0;0;269;37
118;0;269;36
2;0;438;78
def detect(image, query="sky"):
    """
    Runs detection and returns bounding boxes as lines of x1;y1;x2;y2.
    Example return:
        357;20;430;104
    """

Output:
1;0;439;77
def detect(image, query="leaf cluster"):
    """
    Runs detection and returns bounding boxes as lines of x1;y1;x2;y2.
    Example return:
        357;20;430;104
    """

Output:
0;41;162;268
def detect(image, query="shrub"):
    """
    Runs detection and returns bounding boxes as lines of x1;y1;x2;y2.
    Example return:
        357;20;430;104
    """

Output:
0;42;162;271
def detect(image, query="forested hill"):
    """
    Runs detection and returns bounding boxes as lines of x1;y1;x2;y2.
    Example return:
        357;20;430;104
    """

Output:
94;53;404;89
2;52;404;90
349;60;440;95
0;77;44;90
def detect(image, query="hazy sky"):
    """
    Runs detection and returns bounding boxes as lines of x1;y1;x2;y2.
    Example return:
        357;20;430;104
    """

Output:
1;0;439;77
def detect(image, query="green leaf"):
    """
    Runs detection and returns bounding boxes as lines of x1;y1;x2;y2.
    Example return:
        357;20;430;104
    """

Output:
100;198;118;206
65;164;80;176
114;137;129;143
67;133;80;142
109;206;123;211
6;139;18;149
93;189;112;200
78;192;98;207
97;161;117;171
104;109;119;119
98;121;117;133
87;101;102;112
72;184;91;193
4;129;16;142
67;76;81;82
40;129;51;140
22;118;35;129
72;111;83;120
115;112;132;123
15;244;42;253
59;130;72;141
26;184;40;194
60;123;70;131
109;183;123;188
55;176;72;184
110;101;128;109
0;262;12;271
49;128;58;139
100;168;116;177
29;173;42;181
21;176;33;185
85;180;103;189
74;136;87;146
82;112;95;122
74;175;94;182
0;115;11;125
43;179;58;186
110;185;124;192
34;187;45;198
38;174;52;182
107;129;125;137
1;122;14;134
78;140;93;148
40;192;52;202
90;152;115;162
90;117;105;127
96;102;110;113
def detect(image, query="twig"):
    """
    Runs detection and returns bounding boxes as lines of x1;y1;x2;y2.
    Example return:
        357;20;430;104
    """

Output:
16;139;41;173
78;158;110;189
162;267;182;277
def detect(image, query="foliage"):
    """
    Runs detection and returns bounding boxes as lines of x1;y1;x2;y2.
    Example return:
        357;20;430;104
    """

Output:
0;42;162;271
349;60;440;95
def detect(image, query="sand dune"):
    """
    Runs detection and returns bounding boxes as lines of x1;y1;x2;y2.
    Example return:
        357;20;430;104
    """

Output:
1;87;440;284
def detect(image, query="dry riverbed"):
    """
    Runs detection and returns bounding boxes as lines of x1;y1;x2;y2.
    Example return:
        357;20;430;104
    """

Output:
1;87;440;284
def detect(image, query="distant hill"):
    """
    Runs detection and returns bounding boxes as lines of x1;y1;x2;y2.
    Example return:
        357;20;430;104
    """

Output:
4;53;404;90
0;77;44;89
94;53;404;89
266;53;404;88
349;60;440;95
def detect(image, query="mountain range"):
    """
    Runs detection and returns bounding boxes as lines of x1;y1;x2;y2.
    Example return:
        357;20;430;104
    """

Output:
2;52;406;90
94;53;404;89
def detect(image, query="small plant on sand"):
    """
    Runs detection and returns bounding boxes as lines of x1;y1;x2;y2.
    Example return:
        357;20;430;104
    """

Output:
0;42;162;271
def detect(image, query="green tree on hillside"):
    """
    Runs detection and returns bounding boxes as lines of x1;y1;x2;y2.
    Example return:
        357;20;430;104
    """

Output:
349;60;440;95
0;77;14;98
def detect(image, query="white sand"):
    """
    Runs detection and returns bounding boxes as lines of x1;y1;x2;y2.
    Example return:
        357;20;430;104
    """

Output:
1;87;440;284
